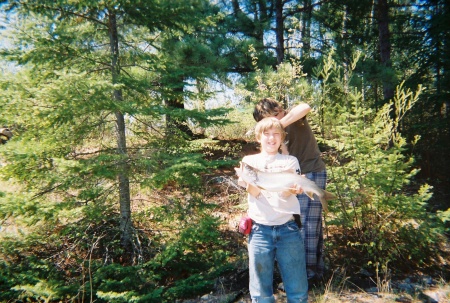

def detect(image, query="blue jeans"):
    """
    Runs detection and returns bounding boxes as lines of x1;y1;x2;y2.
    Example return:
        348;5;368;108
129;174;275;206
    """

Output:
248;220;308;303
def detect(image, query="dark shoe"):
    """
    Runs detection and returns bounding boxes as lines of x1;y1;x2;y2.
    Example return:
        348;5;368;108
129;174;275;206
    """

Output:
308;275;324;289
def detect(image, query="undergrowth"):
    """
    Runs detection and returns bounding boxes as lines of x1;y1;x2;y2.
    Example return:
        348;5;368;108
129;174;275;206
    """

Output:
1;52;449;303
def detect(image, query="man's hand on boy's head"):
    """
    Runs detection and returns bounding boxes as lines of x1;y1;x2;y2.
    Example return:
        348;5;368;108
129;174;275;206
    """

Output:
279;103;311;128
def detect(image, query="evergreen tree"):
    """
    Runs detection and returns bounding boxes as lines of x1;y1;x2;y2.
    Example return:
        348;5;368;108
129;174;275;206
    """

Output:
0;0;228;260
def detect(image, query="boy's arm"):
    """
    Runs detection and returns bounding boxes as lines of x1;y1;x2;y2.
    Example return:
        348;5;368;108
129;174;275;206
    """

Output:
279;103;311;128
238;174;262;198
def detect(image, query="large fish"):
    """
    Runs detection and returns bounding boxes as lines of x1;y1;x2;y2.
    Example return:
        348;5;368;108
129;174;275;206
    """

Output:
235;162;336;212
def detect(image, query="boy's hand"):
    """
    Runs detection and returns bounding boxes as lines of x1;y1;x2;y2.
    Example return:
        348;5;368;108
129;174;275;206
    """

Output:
246;183;262;198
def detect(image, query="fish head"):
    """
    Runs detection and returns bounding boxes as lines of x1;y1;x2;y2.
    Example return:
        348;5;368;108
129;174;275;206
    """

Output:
242;163;258;178
234;164;243;177
235;162;259;185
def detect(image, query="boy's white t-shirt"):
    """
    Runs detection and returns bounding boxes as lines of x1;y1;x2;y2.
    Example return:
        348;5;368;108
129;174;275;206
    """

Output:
239;153;301;226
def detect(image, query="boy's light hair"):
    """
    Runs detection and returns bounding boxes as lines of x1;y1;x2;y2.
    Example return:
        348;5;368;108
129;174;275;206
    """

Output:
255;117;287;141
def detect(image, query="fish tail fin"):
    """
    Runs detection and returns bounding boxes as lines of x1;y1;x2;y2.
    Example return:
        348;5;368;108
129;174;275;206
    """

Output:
323;190;337;201
320;190;336;213
319;197;329;213
305;191;329;212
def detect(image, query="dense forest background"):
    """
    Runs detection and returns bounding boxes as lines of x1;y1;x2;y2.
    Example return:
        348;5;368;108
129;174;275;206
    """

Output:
0;0;449;302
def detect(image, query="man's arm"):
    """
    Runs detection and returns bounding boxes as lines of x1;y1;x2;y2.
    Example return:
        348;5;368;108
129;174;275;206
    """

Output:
279;103;311;128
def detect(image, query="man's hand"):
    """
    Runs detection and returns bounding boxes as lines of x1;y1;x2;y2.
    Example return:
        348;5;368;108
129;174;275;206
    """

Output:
280;184;303;198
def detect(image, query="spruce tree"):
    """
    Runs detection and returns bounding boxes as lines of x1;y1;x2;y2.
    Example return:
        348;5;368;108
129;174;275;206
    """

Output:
0;0;229;261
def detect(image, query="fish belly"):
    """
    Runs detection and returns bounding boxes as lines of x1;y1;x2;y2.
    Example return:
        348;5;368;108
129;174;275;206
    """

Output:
255;172;298;192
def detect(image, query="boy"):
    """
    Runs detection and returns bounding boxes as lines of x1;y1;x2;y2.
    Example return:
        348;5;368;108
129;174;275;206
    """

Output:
253;98;327;282
238;117;308;303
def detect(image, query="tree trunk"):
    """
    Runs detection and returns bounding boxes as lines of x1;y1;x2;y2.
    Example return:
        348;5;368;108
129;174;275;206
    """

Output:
377;0;394;102
301;0;312;60
275;0;284;64
342;5;349;94
108;9;133;258
165;82;195;140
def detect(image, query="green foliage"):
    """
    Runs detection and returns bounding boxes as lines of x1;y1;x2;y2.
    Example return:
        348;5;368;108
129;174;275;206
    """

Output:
205;107;256;141
0;253;79;302
143;215;230;301
238;53;314;107
146;215;228;273
94;263;163;303
0;0;236;274
190;138;243;161
0;194;231;302
147;153;211;189
437;208;450;229
232;48;447;274
162;273;216;301
137;137;237;190
1;0;449;301
315;52;445;273
90;212;230;302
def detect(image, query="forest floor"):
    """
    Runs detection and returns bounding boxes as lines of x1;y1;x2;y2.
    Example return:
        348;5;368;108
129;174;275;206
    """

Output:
186;139;450;303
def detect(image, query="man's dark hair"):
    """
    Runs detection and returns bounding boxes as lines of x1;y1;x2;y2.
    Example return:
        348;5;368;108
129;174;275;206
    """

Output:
253;98;282;122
